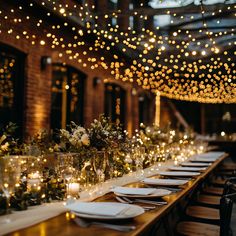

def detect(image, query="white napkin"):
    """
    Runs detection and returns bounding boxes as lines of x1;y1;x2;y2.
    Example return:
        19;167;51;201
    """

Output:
113;186;156;195
181;162;210;167
191;158;216;162
66;202;129;216
158;171;200;176
142;178;188;186
169;166;206;171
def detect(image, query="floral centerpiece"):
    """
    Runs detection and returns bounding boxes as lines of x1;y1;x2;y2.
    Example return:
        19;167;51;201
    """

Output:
0;122;22;156
88;115;124;151
59;121;90;152
24;130;58;156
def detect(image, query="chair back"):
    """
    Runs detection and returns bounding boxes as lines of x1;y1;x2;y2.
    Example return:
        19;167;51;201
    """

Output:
220;193;236;236
223;177;236;196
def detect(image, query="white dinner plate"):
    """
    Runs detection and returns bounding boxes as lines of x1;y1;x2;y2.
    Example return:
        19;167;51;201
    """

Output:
113;188;171;198
181;162;210;167
142;178;188;186
158;171;200;177
168;166;206;172
190;158;216;163
67;202;144;220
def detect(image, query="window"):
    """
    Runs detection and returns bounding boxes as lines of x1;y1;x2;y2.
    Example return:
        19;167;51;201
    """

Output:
104;83;126;126
0;44;25;137
51;64;85;129
129;16;134;29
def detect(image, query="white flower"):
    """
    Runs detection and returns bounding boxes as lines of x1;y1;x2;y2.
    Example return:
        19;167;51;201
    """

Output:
73;128;85;138
69;138;77;146
1;142;9;151
60;129;70;139
81;134;90;146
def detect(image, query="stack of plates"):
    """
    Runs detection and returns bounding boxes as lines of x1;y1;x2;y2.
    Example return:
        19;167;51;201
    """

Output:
181;162;210;167
65;201;144;220
142;178;188;186
158;171;200;177
168;166;206;172
113;186;171;198
190;152;224;162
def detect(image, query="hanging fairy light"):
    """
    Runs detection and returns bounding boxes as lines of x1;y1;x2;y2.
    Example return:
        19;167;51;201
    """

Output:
0;0;235;103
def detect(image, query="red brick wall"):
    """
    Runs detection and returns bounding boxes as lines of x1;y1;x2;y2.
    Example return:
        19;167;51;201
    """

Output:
0;1;158;138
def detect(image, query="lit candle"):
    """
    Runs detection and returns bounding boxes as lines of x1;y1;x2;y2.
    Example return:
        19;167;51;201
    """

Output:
67;183;80;197
28;172;41;191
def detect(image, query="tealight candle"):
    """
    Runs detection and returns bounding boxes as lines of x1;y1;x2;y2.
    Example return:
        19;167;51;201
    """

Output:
28;172;41;191
67;183;80;198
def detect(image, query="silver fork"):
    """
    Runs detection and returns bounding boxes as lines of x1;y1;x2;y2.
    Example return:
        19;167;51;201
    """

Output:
74;217;136;232
120;196;167;206
115;196;156;210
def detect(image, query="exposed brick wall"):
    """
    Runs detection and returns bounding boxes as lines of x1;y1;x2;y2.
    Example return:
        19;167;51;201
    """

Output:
0;0;158;138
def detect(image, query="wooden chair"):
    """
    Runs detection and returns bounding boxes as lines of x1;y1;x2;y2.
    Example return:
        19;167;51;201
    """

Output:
185;177;236;222
176;192;236;236
197;177;236;207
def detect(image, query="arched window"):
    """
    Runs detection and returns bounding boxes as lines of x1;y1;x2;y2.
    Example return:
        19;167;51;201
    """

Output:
104;83;126;126
51;64;85;129
0;44;25;137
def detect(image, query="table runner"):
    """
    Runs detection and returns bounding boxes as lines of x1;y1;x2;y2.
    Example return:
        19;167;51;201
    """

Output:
0;202;66;236
0;151;225;235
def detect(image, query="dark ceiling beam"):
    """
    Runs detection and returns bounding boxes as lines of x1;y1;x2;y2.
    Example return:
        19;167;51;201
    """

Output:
94;3;236;17
167;11;236;31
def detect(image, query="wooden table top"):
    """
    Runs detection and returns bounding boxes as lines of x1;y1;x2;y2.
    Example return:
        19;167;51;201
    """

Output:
7;154;228;236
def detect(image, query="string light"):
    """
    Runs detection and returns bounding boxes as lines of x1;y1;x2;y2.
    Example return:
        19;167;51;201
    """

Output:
0;0;235;103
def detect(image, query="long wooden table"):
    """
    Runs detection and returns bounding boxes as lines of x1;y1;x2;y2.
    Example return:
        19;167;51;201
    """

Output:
7;154;228;236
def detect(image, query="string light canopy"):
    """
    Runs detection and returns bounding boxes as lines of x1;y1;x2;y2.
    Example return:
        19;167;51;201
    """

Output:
0;0;235;103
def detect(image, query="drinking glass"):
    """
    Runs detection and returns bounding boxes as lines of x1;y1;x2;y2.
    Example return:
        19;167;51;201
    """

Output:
56;153;80;199
0;156;21;222
92;151;107;183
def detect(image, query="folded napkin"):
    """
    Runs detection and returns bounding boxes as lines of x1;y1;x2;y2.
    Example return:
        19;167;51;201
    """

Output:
191;158;216;162
66;202;129;216
169;166;206;171
142;178;188;186
181;162;210;167
158;171;200;176
113;186;156;195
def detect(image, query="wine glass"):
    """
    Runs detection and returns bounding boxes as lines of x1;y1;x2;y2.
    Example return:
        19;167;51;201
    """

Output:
56;153;79;199
92;151;107;183
134;146;145;171
0;155;21;223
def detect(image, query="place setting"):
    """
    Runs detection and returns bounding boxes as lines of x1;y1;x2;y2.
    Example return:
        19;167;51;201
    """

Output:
167;166;207;172
65;201;143;232
157;171;201;178
180;162;211;167
189;152;223;163
112;186;169;207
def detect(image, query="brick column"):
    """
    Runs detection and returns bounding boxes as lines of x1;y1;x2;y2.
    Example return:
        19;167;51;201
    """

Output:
96;0;108;28
92;78;105;120
133;0;145;33
25;51;52;137
131;89;139;133
84;75;105;127
118;0;130;30
125;85;132;136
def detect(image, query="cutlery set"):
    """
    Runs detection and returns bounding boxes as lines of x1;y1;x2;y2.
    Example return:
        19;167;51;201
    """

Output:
74;217;136;232
115;196;166;209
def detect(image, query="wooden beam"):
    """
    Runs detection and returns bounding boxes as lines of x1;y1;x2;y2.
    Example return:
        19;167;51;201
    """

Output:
94;3;236;16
